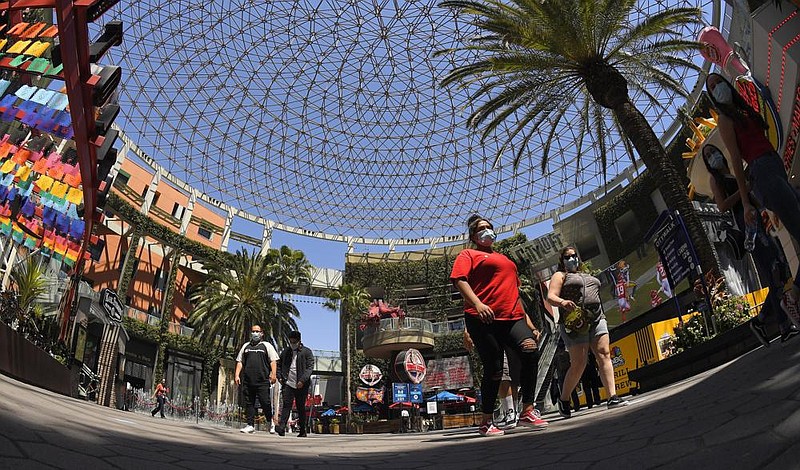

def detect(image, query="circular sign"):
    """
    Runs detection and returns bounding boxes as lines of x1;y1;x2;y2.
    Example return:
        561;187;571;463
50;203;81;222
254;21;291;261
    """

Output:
394;348;427;384
359;364;383;386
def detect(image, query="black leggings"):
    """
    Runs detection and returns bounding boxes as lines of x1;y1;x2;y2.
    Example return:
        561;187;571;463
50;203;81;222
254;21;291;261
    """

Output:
465;315;539;415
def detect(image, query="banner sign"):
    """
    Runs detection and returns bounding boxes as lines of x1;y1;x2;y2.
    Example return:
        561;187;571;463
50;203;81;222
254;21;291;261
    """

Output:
409;384;423;404
423;356;473;392
356;387;384;405
393;348;427;384
392;383;409;403
645;211;698;288
99;288;124;324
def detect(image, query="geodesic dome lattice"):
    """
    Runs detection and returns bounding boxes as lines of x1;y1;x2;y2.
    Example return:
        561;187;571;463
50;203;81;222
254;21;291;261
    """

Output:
103;0;717;242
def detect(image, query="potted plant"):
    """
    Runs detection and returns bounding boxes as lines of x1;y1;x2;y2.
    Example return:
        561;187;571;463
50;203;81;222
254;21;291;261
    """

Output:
330;418;340;434
349;414;364;434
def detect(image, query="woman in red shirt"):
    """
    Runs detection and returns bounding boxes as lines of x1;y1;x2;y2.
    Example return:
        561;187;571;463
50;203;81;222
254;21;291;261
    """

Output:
706;72;800;298
450;215;547;437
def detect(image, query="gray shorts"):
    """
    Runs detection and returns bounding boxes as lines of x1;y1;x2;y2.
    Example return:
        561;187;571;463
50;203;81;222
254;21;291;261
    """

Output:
559;317;609;348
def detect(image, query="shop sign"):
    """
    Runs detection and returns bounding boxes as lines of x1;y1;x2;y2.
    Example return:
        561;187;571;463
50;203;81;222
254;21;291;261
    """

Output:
409;384;423;404
392;383;409;403
100;288;124;324
393;348;426;384
359;364;382;386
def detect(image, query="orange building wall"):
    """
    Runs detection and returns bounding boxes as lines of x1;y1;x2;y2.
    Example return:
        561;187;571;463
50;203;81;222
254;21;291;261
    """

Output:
84;158;228;323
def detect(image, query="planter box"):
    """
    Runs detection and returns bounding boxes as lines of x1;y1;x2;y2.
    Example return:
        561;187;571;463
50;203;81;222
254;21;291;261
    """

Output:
443;413;475;429
363;419;399;434
628;320;774;393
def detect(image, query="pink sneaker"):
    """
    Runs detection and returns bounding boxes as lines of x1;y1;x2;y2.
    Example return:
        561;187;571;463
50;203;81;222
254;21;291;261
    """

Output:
518;409;548;428
478;422;505;437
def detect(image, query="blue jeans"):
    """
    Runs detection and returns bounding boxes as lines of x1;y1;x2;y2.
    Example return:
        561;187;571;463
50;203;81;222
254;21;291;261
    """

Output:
749;152;800;289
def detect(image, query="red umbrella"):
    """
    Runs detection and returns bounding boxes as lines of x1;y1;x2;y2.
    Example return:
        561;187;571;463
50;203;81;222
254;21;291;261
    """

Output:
389;402;418;409
457;394;476;403
337;406;349;413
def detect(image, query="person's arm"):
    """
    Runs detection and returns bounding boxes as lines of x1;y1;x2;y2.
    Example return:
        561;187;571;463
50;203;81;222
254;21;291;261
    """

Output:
525;313;541;343
234;362;243;385
269;360;277;384
546;272;576;312
708;175;741;213
299;349;315;387
716;115;756;224
453;278;494;323
462;329;473;352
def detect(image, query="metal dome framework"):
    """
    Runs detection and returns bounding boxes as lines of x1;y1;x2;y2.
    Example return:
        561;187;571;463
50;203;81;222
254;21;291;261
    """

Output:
102;0;720;246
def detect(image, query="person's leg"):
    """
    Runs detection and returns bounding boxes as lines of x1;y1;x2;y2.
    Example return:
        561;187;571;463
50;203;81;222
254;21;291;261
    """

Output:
505;318;538;413
581;371;594;408
243;385;256;427
295;386;309;435
590;332;621;405
559;343;589;403
278;385;294;434
256;384;272;426
465;315;503;425
159;396;166;418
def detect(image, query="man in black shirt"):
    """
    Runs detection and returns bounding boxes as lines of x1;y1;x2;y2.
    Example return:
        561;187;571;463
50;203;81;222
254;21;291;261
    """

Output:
235;324;279;434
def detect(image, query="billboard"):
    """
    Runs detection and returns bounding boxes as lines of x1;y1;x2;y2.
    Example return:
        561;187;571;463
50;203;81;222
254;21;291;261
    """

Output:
423;356;473;392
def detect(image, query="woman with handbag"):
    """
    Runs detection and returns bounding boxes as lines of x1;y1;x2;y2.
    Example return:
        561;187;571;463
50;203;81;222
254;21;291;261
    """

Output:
702;144;798;344
547;246;627;418
451;214;549;437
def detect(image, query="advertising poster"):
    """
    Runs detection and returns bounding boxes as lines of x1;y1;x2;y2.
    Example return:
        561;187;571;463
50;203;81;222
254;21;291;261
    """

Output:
423;356;473;392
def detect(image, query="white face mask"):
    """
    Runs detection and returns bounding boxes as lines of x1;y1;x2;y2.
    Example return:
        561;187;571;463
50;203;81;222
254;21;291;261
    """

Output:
707;150;726;170
476;228;496;247
712;83;732;104
250;332;262;343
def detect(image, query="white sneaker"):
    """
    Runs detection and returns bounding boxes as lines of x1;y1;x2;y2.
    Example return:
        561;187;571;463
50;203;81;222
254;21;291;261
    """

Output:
269;422;276;434
498;410;517;430
240;425;255;434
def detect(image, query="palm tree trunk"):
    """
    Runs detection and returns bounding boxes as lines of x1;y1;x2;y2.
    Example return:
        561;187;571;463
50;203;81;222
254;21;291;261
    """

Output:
346;321;352;422
613;100;719;276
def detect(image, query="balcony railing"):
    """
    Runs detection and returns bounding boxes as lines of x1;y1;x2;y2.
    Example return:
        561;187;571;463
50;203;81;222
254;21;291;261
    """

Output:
431;318;465;335
361;317;435;359
125;307;195;337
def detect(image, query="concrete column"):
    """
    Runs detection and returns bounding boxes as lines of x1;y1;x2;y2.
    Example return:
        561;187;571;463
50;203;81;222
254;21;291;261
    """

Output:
179;190;197;236
259;220;275;257
140;170;161;214
96;323;121;407
220;208;235;253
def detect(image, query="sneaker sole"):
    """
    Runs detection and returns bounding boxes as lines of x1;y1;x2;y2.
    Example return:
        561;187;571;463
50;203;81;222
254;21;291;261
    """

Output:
749;323;771;348
478;432;505;437
518;421;548;429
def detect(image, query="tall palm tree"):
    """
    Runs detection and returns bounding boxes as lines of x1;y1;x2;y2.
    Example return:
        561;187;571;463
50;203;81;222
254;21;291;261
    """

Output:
265;245;312;348
324;283;371;415
189;249;284;350
438;0;717;274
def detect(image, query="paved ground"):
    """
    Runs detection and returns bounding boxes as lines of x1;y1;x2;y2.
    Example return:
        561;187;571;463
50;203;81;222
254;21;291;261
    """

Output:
2;338;800;469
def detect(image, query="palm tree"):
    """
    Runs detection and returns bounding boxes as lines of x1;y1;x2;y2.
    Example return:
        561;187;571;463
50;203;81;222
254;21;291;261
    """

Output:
189;249;286;350
438;0;717;274
324;283;371;416
9;256;47;336
265;245;312;349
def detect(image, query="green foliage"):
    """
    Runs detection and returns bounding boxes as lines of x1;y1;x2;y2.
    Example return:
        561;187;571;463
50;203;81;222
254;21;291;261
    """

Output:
592;171;660;262
8;256;48;332
673;314;707;352
188;249;300;349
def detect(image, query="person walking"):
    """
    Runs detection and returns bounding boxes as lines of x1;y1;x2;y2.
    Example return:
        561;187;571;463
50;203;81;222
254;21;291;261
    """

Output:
701;144;799;345
450;214;548;437
547;246;627;419
151;379;169;418
235;324;279;434
276;330;314;437
705;72;800;303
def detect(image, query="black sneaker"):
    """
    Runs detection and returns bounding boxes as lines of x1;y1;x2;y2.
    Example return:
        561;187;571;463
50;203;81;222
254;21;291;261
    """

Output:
275;426;285;437
607;395;629;409
749;318;770;348
558;400;571;419
781;325;800;343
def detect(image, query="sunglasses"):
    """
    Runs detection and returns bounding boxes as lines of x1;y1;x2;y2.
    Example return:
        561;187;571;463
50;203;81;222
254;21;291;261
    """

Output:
563;254;578;260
